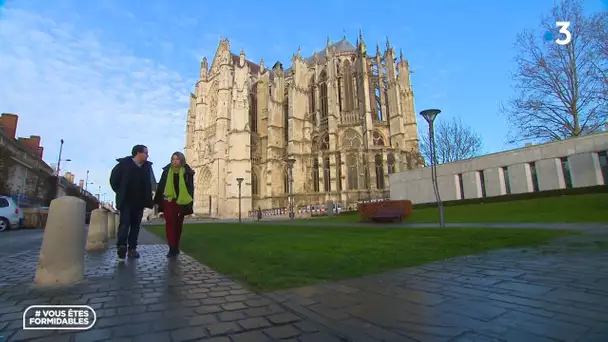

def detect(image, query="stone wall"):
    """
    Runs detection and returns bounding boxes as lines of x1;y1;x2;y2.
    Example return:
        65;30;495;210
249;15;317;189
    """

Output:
389;133;608;204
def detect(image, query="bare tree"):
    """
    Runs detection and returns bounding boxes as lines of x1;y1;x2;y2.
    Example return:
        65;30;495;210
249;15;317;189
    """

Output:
501;0;607;143
419;117;483;165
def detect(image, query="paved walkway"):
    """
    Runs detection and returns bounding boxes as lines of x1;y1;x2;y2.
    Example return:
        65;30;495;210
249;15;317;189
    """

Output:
1;224;607;341
268;230;608;342
0;229;343;341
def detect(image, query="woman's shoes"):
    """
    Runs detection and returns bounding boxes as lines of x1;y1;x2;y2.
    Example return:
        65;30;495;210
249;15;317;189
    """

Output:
166;246;180;258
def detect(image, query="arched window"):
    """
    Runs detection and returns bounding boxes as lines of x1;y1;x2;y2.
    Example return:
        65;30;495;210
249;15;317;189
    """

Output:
319;134;330;150
308;74;316;113
249;83;258;132
323;156;331;192
283;171;289;194
342;130;362;150
336;153;342;191
387;153;396;174
346;154;358;190
319;71;328;119
284;87;289;145
375;154;385;189
372;131;385;146
252;172;259;195
336;61;342;112
313;158;320;192
375;86;383;120
343;60;354;112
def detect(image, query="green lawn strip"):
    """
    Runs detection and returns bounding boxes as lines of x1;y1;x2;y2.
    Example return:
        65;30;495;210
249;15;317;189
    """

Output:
147;223;575;292
322;193;608;224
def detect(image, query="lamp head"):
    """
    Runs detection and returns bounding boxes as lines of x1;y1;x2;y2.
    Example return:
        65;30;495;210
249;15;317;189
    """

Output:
236;177;244;185
419;109;441;124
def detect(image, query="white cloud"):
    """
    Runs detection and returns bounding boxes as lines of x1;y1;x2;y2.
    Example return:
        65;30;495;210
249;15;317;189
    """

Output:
0;8;192;201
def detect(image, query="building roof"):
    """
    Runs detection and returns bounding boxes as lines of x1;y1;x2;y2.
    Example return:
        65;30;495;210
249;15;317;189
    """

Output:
228;38;358;79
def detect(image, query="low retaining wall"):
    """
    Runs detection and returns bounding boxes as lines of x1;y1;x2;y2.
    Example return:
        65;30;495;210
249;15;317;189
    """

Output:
22;208;49;229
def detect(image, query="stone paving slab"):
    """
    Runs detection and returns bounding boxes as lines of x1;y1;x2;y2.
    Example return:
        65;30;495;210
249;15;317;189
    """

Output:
0;229;346;341
267;231;608;342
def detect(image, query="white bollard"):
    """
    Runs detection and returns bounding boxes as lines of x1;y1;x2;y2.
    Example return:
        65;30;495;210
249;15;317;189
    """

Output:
35;196;86;285
86;209;108;252
107;211;116;239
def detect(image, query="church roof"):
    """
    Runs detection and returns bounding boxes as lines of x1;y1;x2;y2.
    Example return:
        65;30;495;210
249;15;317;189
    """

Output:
227;38;357;79
303;38;357;65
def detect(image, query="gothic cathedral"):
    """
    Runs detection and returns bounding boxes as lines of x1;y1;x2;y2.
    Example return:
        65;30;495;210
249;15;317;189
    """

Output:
184;33;422;218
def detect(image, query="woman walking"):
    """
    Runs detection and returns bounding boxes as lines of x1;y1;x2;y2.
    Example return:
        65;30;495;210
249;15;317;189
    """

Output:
153;152;195;257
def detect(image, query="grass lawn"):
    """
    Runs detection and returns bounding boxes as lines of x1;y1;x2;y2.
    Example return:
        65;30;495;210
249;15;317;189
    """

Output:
324;193;608;224
147;223;575;292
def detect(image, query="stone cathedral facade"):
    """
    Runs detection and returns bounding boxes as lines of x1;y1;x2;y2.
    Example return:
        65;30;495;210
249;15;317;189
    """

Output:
184;34;422;218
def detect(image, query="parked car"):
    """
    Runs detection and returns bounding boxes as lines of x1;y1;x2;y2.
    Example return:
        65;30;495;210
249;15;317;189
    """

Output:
0;195;24;232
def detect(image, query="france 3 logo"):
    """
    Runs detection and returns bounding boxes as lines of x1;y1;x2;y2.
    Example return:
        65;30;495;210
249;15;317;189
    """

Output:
544;21;572;46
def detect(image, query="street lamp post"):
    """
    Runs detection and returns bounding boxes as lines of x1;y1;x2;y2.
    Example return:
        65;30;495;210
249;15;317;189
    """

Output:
285;158;296;219
236;178;244;222
84;170;90;192
420;109;445;228
55;139;65;197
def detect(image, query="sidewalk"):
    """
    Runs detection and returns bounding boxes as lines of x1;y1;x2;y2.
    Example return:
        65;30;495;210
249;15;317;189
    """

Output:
268;230;608;341
0;229;345;341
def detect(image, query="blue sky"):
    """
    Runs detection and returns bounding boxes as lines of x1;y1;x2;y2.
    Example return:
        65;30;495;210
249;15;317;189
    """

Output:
0;0;605;201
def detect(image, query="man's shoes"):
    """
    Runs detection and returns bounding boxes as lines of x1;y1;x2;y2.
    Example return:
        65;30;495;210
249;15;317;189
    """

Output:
127;248;140;259
166;247;178;258
117;245;127;262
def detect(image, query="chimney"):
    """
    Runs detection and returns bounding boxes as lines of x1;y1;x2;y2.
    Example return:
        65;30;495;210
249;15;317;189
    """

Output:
29;135;41;149
17;135;42;155
64;172;74;184
0;113;18;139
79;179;84;188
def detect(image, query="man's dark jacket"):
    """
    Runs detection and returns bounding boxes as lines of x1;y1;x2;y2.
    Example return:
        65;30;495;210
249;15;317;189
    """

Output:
109;156;155;210
153;163;195;216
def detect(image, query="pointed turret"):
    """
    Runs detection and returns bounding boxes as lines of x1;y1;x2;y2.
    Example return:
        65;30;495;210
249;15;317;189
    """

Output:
200;57;208;80
358;29;366;54
259;58;265;73
239;48;246;67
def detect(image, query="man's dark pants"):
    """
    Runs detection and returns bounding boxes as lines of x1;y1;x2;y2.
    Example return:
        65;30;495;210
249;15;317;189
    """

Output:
117;203;144;250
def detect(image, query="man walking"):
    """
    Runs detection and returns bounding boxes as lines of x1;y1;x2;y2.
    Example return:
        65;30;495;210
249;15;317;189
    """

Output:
110;145;155;261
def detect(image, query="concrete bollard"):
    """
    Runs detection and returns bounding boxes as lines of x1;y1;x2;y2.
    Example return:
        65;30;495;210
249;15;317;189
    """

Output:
86;209;108;252
107;211;116;239
35;196;86;285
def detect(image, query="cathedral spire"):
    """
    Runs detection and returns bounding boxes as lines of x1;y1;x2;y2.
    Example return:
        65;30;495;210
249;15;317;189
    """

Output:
400;49;404;62
358;29;366;53
386;36;391;50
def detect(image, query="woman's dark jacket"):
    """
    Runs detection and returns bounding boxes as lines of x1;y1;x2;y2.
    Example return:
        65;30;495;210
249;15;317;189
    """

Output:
153;163;195;216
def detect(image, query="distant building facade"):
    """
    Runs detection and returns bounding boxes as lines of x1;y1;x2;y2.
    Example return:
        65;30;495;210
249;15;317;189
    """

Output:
0;113;54;203
185;35;423;218
390;133;608;204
